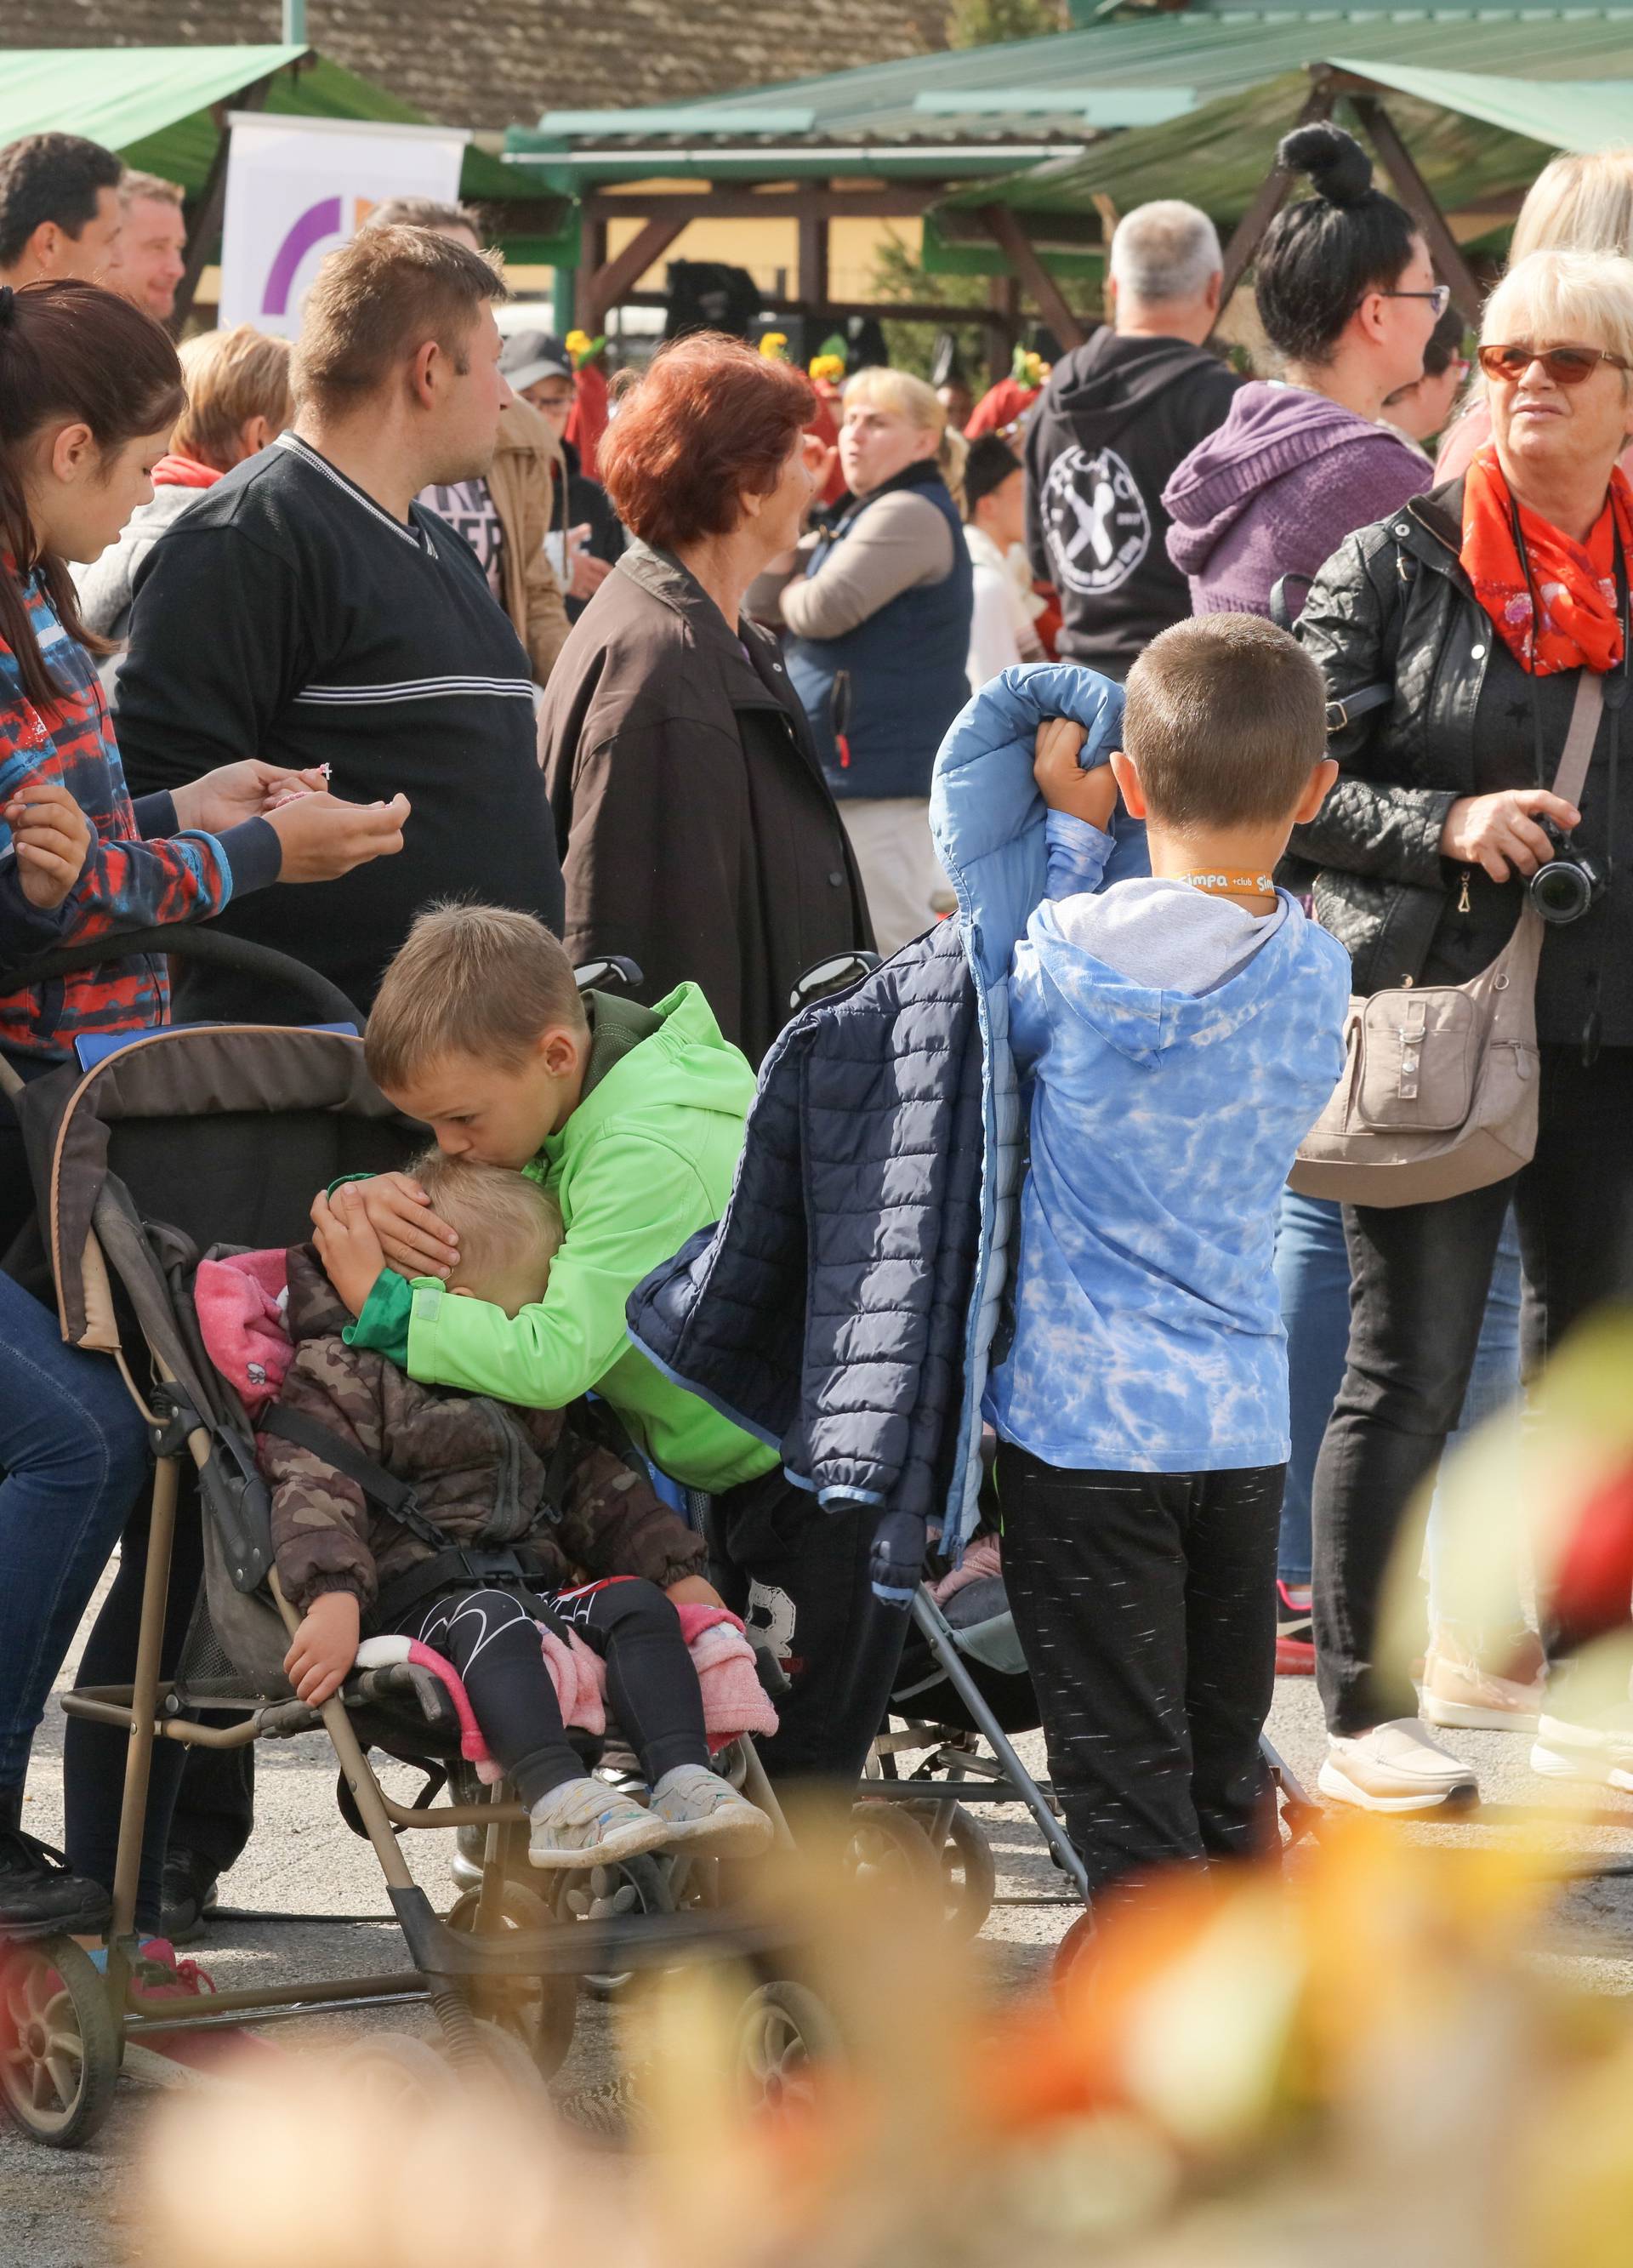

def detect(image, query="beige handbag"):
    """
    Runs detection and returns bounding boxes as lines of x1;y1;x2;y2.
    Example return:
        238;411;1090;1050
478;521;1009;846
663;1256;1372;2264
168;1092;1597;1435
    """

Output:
1289;670;1602;1209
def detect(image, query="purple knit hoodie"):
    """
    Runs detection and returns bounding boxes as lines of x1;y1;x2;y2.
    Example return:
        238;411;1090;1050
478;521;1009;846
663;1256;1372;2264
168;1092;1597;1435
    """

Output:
1161;381;1430;620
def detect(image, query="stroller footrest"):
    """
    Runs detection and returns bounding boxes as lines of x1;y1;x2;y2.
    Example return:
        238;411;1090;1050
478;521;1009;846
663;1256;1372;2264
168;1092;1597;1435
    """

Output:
390;1887;791;1980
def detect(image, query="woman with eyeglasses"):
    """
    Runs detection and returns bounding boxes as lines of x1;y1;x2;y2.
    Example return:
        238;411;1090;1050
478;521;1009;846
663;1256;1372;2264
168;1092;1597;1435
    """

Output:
1163;124;1504;1693
1292;248;1633;1813
1163;123;1442;625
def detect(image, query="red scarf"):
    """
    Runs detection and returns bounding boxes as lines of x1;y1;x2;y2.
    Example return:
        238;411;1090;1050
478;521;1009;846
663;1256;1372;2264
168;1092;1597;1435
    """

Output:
152;453;220;490
1461;444;1633;675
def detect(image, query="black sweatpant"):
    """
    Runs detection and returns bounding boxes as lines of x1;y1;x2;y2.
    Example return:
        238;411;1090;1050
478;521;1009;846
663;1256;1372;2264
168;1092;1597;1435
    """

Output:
709;1466;909;1786
396;1577;708;1807
995;1444;1283;1900
1312;1043;1633;1736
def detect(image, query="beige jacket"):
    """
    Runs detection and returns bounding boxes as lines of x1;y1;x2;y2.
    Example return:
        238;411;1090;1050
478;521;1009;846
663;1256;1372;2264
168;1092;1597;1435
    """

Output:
486;396;571;685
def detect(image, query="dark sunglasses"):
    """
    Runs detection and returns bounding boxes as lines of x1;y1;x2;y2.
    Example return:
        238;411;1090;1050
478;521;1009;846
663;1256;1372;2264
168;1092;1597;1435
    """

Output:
1477;342;1632;385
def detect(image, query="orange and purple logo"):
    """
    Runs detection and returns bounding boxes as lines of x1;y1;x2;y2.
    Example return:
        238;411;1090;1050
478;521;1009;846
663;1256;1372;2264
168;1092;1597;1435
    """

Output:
262;195;375;316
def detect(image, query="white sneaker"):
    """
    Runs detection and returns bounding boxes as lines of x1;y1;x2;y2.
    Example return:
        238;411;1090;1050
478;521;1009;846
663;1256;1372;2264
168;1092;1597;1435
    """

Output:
1420;1643;1545;1733
527;1777;671;1871
1530;1710;1633;1793
651;1764;775;1856
1318;1718;1480;1814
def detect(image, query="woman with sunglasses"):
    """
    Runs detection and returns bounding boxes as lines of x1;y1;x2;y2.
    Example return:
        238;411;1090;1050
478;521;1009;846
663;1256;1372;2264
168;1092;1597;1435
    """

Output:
1294;248;1633;1812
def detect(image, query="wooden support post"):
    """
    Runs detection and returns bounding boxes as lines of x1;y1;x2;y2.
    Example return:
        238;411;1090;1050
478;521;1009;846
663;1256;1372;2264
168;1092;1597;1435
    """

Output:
579;213;686;333
171;74;276;333
976;204;1085;350
574;214;608;332
1350;94;1484;327
987;270;1020;382
797;192;830;316
1217;78;1335;320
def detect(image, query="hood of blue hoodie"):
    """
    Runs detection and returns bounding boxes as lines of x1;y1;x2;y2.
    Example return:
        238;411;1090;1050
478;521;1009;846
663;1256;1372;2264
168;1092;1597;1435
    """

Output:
1161;381;1380;574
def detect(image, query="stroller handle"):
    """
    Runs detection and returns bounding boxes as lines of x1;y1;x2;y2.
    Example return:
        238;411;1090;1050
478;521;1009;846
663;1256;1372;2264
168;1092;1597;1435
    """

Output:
0;926;366;1031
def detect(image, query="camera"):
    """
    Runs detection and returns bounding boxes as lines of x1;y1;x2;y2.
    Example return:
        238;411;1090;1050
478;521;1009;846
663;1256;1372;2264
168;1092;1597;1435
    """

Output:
1528;820;1605;926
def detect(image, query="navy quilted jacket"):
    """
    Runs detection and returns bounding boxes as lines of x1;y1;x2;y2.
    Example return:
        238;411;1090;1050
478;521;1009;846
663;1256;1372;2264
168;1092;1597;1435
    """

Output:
627;915;982;1600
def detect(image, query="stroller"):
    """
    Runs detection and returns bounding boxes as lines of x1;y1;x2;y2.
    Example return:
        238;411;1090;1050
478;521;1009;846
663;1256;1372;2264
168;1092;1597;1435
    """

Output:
0;928;820;2149
865;1548;1323;1931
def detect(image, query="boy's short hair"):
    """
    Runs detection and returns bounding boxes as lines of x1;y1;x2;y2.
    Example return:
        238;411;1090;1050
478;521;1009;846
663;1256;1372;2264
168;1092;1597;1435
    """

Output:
1123;614;1326;830
366;903;589;1091
407;1152;563;1288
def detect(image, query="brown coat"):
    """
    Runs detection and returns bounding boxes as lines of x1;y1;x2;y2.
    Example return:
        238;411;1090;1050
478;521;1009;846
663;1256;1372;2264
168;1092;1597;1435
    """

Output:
260;1247;704;1615
487;396;572;687
537;539;873;1068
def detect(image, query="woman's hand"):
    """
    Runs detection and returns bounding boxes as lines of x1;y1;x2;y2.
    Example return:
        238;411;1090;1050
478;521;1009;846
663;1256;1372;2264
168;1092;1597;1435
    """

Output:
1033;718;1120;832
1440;787;1583;881
318;1171;461;1281
266;792;411;882
4;784;93;909
283;1591;362;1707
310;1185;390;1316
171;761;330;833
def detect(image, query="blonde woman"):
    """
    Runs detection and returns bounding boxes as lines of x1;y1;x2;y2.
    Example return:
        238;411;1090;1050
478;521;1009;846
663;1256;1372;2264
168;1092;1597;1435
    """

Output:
1437;148;1633;480
764;367;973;954
76;322;293;651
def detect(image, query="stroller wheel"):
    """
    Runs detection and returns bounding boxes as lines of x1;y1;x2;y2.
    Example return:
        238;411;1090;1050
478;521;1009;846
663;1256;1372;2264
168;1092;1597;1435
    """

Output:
734;1980;840;2114
556;1853;675;2000
447;1883;578;2080
908;1803;998;1939
843;1800;940;1900
0;1936;121;2150
471;2017;556;2104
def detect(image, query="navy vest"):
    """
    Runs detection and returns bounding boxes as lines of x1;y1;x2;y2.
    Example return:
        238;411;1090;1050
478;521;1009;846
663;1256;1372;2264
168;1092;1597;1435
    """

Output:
786;468;974;801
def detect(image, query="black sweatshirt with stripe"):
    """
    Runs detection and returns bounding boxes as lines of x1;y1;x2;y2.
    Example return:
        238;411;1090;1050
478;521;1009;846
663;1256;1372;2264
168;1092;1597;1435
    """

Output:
114;433;564;1023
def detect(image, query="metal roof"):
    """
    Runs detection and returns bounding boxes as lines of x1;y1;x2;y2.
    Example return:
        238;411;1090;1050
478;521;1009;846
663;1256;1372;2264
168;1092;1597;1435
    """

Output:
506;0;1633;180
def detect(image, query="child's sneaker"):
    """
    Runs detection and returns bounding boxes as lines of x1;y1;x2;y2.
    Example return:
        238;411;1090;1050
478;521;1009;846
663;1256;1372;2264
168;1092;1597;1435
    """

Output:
651;1764;775;1855
527;1777;670;1871
1275;1581;1315;1674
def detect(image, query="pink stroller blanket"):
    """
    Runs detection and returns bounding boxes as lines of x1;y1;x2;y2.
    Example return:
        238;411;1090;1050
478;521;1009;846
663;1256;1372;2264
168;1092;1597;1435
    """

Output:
195;1248;292;1413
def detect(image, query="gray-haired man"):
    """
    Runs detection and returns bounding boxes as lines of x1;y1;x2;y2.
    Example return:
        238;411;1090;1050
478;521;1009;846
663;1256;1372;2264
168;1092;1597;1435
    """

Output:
1027;199;1240;678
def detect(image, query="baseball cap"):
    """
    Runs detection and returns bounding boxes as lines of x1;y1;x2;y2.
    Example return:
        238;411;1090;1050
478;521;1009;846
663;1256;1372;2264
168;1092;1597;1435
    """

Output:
500;329;574;392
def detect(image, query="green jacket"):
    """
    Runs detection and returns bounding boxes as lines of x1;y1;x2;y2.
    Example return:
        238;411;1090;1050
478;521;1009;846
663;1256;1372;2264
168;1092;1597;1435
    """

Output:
349;984;778;1493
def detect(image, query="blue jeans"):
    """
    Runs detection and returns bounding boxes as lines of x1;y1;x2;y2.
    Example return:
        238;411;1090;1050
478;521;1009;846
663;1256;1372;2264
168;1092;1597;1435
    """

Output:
0;1270;151;1790
1273;1191;1522;1587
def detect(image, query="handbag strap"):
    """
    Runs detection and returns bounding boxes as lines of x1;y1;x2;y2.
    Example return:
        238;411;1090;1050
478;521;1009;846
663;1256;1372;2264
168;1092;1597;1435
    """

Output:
1552;668;1605;810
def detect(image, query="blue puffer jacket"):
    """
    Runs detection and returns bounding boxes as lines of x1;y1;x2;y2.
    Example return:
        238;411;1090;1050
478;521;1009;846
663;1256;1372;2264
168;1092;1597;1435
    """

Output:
628;661;1144;1593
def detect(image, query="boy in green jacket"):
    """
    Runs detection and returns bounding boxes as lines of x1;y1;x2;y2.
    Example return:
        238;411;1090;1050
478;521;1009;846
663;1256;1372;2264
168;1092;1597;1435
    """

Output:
311;903;907;1784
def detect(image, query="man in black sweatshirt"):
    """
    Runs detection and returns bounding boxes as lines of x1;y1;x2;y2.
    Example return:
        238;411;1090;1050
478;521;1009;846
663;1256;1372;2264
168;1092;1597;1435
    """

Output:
1027;201;1241;681
115;223;564;1025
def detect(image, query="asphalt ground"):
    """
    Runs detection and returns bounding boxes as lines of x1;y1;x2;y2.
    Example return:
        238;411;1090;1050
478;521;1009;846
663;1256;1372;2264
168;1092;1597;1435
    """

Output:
3;1584;1632;2268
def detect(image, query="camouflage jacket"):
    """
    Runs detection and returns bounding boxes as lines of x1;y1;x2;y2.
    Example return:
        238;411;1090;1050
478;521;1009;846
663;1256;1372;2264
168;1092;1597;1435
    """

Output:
260;1246;705;1616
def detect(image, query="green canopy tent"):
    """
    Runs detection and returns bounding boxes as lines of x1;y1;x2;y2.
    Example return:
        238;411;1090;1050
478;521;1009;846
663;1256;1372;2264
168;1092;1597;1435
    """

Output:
2;48;573;322
932;42;1633;342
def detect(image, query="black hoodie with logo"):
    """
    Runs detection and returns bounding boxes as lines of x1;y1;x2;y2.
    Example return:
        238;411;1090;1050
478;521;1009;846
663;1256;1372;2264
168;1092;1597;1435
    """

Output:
1026;329;1241;679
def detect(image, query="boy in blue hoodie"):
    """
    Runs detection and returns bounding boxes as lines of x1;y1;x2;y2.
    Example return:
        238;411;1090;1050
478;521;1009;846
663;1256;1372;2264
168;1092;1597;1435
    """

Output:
987;613;1347;1898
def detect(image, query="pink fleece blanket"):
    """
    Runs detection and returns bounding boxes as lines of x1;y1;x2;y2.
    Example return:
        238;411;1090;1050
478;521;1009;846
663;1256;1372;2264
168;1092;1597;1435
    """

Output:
196;1248;292;1413
354;1597;777;1781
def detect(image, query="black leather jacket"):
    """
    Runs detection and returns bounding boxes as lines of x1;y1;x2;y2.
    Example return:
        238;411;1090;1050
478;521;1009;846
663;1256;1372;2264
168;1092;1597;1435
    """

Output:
1289;479;1482;997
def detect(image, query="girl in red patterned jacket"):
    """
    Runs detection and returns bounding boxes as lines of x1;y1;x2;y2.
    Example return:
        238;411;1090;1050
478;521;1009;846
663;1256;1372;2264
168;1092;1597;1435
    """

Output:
0;277;407;1946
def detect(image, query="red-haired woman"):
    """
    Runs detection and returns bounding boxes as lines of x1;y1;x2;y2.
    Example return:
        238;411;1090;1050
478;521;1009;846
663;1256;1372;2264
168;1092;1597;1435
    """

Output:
538;331;873;1065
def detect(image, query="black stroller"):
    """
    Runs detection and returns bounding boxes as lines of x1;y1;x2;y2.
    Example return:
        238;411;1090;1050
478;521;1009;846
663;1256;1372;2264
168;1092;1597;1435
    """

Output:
0;929;816;2148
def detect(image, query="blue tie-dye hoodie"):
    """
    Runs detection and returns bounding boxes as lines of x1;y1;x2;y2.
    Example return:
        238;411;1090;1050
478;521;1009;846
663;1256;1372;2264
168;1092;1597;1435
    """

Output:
986;818;1350;1475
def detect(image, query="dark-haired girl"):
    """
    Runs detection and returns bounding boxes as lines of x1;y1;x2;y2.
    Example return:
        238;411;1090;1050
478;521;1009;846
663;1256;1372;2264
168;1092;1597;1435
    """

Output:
1163;123;1439;621
0;278;403;1940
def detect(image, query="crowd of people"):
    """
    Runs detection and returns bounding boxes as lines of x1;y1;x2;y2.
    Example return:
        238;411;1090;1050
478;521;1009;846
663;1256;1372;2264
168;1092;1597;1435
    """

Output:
1;106;1632;1962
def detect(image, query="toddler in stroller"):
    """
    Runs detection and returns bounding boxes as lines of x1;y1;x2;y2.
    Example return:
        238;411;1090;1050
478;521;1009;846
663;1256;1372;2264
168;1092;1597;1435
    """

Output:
265;1150;774;1869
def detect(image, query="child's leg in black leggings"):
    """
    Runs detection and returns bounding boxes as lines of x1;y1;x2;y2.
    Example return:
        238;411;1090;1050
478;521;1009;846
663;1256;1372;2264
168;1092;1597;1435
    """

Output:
550;1580;709;1786
403;1587;585;1809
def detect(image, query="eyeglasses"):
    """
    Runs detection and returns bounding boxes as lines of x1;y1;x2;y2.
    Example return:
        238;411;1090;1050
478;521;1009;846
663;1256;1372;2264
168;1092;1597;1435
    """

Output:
1380;284;1454;320
1477;342;1633;386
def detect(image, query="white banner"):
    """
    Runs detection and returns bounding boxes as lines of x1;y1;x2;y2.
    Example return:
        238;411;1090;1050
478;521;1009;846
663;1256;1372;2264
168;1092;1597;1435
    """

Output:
219;113;470;337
